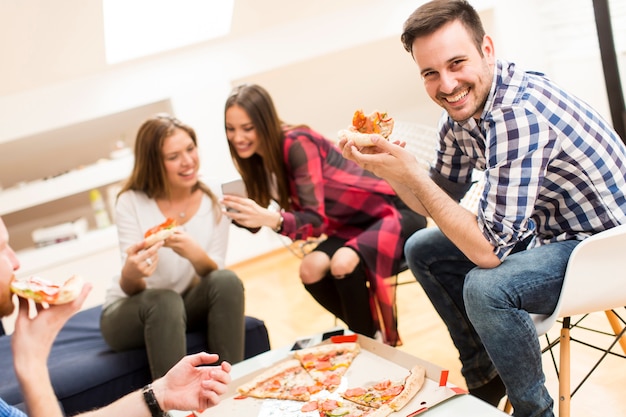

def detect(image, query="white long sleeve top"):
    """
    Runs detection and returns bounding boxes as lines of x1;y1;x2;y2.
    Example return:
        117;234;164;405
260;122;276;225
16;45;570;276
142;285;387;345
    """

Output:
103;182;230;309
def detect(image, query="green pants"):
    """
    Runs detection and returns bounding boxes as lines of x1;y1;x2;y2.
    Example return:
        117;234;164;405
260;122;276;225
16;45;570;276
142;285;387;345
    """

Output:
100;269;245;379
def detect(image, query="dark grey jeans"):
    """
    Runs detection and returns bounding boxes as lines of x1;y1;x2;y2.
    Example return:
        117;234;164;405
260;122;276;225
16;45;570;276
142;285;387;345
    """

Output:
100;269;245;379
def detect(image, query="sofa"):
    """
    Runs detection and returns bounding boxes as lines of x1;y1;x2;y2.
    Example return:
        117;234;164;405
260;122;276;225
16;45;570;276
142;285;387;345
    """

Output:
0;305;270;415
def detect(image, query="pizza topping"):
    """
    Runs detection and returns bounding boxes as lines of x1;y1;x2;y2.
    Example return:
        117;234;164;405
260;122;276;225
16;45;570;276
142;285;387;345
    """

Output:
322;373;342;388
344;387;367;397
301;401;319;412
10;275;83;305
301;398;384;417
351;110;394;138
338;110;395;147
144;217;177;238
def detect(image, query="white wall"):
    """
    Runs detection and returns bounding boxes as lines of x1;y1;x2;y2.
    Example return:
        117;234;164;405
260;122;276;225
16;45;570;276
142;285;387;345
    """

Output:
0;0;623;272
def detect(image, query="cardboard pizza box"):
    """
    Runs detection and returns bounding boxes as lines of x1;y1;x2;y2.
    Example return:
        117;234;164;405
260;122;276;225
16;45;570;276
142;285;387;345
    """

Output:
198;334;466;416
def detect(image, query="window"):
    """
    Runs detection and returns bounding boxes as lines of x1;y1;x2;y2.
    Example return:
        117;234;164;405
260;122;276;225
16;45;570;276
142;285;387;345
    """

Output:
103;0;234;64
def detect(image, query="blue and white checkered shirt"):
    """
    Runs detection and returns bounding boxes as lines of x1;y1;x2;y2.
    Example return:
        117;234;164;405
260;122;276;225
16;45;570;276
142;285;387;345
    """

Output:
0;398;26;417
432;59;626;260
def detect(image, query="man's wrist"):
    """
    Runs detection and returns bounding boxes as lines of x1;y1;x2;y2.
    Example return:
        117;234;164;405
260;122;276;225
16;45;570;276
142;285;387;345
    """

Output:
142;383;166;417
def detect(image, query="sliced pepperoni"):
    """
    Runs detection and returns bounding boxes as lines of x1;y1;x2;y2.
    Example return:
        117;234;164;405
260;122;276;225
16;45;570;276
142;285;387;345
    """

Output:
301;401;319;412
315;360;332;370
382;384;404;397
320;399;340;411
344;387;367;397
290;386;309;396
323;373;342;387
373;380;392;391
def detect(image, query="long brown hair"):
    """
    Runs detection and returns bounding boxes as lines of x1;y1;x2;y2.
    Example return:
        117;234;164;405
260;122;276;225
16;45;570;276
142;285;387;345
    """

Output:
120;113;221;219
224;84;291;209
401;0;485;55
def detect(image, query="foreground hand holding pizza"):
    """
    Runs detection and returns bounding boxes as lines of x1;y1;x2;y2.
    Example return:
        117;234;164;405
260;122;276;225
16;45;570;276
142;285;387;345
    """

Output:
11;283;91;417
10;279;232;417
12;283;92;384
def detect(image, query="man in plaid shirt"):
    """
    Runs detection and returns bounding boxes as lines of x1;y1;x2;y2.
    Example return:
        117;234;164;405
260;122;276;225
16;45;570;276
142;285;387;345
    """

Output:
341;1;626;416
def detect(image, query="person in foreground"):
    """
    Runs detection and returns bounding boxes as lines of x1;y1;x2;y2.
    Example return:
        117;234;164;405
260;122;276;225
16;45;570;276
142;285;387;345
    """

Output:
0;217;231;417
101;113;245;379
340;1;626;416
221;83;426;346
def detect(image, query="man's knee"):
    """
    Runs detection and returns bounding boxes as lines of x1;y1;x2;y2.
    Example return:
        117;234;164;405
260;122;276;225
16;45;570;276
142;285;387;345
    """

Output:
463;268;506;314
404;227;447;260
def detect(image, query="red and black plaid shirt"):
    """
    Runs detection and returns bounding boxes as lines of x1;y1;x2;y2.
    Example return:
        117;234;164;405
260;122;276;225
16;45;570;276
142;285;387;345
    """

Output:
279;127;408;344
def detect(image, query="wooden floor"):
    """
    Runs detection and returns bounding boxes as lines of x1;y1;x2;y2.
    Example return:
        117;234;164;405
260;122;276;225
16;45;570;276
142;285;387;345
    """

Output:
230;247;626;417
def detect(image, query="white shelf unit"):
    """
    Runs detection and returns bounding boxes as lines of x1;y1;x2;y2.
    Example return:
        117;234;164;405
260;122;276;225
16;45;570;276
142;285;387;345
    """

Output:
14;225;120;279
0;156;133;216
0;100;172;281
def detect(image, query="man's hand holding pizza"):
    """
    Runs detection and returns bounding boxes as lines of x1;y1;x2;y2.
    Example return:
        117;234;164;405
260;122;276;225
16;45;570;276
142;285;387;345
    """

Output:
12;283;92;380
341;134;424;186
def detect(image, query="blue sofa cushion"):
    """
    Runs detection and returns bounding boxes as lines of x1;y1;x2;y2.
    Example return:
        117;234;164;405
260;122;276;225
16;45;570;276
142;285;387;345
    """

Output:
0;305;270;415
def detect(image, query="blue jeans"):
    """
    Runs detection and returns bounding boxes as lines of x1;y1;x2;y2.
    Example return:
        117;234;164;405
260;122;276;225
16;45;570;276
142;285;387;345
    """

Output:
405;227;580;417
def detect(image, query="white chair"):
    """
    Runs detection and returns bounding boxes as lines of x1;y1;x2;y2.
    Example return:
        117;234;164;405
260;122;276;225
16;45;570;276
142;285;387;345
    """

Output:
504;224;626;416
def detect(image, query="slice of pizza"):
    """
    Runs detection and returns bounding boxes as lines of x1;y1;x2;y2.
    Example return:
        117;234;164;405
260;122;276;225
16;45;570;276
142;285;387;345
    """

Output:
341;364;426;412
293;342;361;392
236;359;322;402
337;109;395;147
301;398;393;417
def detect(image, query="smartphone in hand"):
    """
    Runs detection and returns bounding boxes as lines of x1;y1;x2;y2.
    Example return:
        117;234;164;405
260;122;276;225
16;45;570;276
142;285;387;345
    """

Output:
221;179;247;212
221;179;247;197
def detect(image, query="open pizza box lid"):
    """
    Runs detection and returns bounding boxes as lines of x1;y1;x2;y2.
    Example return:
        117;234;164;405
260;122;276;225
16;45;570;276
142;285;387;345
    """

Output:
198;334;466;416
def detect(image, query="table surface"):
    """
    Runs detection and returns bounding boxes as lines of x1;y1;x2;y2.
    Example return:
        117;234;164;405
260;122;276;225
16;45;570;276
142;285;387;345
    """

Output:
195;337;509;417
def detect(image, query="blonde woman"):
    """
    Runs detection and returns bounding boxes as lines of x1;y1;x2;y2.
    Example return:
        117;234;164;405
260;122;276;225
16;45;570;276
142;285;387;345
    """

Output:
101;114;245;379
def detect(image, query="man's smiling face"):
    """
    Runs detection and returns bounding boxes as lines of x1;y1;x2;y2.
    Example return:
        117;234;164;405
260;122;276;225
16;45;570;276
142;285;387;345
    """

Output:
413;19;495;122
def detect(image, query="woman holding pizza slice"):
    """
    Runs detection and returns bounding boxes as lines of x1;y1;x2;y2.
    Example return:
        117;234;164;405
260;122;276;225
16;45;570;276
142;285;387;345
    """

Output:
100;113;246;379
221;83;426;346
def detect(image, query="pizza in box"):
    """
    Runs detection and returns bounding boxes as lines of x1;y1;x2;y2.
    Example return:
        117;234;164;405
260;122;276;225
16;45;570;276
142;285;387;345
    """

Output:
236;340;426;416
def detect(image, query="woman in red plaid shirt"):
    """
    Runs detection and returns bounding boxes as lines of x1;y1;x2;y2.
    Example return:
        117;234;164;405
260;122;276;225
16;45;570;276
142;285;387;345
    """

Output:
221;84;426;346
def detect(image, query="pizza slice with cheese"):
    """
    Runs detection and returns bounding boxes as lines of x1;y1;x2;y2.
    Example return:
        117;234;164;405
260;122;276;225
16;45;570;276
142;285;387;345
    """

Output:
144;217;178;247
293;342;361;392
10;275;84;305
337;109;395;147
341;364;426;412
236;359;323;402
301;398;394;417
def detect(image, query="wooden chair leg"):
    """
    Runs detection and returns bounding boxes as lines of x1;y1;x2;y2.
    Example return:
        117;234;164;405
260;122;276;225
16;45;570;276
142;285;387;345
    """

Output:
503;399;513;414
604;310;626;354
559;318;571;417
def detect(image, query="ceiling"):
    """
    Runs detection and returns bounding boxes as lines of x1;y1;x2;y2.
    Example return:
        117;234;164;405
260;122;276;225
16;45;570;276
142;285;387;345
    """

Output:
0;0;369;97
